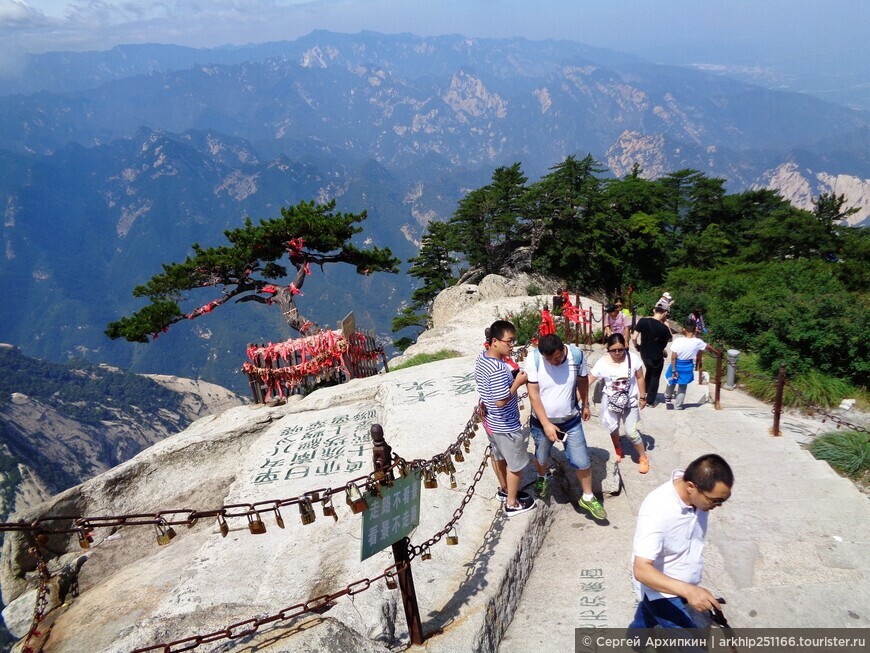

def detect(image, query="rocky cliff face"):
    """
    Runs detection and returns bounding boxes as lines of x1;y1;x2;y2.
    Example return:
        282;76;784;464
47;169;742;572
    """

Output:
0;280;566;652
758;162;870;226
0;346;244;522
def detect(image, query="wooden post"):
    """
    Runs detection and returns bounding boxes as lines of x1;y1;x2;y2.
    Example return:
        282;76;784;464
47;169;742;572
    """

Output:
696;351;705;384
771;364;786;436
371;425;424;644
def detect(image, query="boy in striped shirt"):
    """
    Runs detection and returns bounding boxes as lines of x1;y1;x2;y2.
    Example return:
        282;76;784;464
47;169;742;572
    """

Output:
475;320;536;516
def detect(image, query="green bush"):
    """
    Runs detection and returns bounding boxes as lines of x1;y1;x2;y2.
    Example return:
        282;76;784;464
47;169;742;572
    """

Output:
526;283;542;296
666;260;868;387
808;430;870;478
390;350;462;371
499;302;545;346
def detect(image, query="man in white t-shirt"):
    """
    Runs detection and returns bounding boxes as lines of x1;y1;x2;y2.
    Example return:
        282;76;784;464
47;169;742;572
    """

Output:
665;320;709;410
630;454;733;630
526;334;606;521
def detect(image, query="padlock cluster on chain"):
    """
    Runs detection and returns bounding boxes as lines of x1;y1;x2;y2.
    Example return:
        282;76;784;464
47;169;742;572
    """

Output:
10;395;499;558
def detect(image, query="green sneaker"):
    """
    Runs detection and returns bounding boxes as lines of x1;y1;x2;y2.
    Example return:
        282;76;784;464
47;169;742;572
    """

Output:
579;495;607;521
534;474;551;498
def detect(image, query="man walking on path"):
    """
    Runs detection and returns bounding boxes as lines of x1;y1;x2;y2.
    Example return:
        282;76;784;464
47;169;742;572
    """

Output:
630;454;733;630
526;334;606;521
475;320;536;516
632;305;672;407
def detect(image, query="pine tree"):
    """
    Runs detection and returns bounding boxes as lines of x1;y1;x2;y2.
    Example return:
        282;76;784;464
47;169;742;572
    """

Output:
106;200;399;343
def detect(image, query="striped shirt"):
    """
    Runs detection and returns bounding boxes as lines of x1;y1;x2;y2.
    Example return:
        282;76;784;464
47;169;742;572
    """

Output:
475;351;521;433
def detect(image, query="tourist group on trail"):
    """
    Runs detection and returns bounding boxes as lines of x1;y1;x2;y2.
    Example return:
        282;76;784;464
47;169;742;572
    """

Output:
474;294;734;631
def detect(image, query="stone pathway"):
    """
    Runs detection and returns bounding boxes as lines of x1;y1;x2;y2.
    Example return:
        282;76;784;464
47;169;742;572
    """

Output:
499;360;870;651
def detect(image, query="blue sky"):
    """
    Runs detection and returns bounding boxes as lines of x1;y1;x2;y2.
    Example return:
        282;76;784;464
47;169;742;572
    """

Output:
2;1;868;106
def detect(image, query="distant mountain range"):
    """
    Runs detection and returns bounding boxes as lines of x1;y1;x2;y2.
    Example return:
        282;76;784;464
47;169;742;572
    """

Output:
1;31;867;391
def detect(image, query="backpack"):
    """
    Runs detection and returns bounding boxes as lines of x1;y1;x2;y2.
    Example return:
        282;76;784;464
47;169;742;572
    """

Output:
606;352;634;414
531;344;584;378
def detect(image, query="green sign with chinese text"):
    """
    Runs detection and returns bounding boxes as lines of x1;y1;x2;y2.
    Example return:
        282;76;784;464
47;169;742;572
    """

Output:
360;472;421;561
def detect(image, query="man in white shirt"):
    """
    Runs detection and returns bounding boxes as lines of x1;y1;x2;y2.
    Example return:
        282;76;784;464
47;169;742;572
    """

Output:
630;454;733;630
526;334;605;520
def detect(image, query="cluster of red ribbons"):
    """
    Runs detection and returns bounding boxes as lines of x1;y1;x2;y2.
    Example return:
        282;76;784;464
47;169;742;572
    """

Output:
560;291;590;328
538;307;556;336
186;298;225;319
242;331;377;399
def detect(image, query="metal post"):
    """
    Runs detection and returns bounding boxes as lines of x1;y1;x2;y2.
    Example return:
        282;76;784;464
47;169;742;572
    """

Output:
714;350;723;410
771;365;786;437
725;349;740;390
370;425;424;644
696;351;705;384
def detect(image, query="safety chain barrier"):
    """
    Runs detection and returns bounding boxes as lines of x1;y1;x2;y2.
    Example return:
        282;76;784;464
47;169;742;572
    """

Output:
784;379;869;435
4;343;537;651
21;538;50;653
409;445;492;560
0;413;488;541
130;558;410;653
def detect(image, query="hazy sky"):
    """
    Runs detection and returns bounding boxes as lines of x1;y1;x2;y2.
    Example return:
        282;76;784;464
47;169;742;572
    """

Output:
2;0;869;106
1;0;866;58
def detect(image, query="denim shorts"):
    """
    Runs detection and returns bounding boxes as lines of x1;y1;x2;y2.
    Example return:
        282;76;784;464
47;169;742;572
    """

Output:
530;421;591;471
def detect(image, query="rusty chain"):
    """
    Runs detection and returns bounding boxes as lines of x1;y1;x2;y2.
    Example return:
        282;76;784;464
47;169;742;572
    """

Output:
408;445;492;559
784;380;869;435
8;348;536;652
21;537;51;653
0;409;492;539
129;558;410;653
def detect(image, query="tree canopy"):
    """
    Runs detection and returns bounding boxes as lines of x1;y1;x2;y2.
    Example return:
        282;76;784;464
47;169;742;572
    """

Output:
395;157;868;386
107;200;399;343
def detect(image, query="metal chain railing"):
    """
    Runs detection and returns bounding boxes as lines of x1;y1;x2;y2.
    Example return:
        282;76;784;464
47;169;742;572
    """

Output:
784;380;869;435
21;537;51;653
3;396;501;651
6;343;542;652
409;445;492;560
129;558;410;653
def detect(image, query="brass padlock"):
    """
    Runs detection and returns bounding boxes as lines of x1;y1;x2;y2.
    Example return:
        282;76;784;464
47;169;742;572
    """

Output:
35;532;49;546
217;514;229;538
446;528;459;545
384;571;398;590
155;520;176;546
273;506;285;529
396;459;410;478
299;498;316;525
454;449;465;463
423;468;438;489
345;483;369;514
519;400;525;411
367;479;382;499
463;439;471;453
77;529;93;549
306;491;321;504
421;548;432;561
445;458;456;474
322;495;338;522
449;472;457;489
372;469;385;483
247;512;267;535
